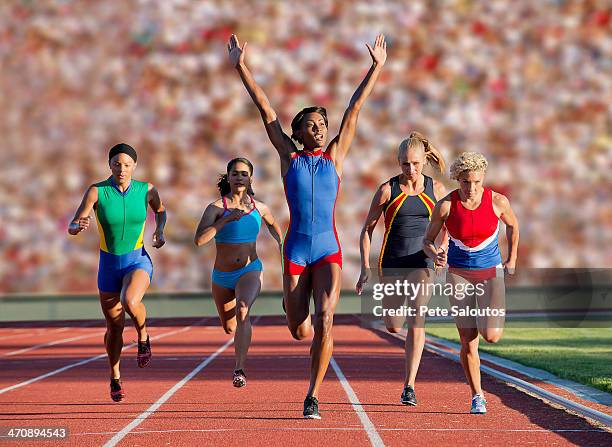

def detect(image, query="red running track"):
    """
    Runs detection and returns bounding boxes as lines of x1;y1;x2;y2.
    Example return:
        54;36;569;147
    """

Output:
0;316;609;446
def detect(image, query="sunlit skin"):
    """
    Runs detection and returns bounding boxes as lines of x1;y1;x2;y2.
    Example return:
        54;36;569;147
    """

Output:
110;153;136;190
226;163;253;197
422;167;520;399
356;144;448;391
68;154;138;234
295;113;328;151
399;149;424;182
229;32;387;405
457;170;485;202
423;168;519;276
357;146;448;294
194;161;282;372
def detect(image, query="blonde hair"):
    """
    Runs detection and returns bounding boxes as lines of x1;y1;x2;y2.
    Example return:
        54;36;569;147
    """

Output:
450;152;488;180
397;131;446;173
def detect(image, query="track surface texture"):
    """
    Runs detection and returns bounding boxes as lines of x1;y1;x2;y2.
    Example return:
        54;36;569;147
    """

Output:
0;316;610;446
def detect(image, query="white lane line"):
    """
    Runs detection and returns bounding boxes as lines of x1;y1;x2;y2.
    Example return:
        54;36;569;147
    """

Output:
0;333;38;342
0;322;102;341
102;337;234;447
374;325;612;428
0;327;73;341
427;334;612;406
102;315;263;446
0;320;207;395
330;356;385;447
424;341;612;427
2;332;104;357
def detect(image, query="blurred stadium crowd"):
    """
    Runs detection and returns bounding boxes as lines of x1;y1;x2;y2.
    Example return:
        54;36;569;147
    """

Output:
0;0;610;293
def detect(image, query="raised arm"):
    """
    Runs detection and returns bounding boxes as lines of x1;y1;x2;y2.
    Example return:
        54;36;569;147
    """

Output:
147;183;167;249
493;192;519;274
257;202;283;250
228;34;296;173
327;34;387;175
356;182;390;295
68;185;98;235
423;195;451;268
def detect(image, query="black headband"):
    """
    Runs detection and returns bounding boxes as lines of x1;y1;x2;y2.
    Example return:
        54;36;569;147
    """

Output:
109;143;137;163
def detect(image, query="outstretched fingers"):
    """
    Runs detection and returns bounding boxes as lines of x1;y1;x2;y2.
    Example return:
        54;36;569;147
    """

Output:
367;33;387;65
366;34;386;53
228;34;240;52
228;34;247;67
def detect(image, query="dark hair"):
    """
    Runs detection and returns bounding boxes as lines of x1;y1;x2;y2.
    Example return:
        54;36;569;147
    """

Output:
217;157;255;196
290;106;328;144
109;143;137;163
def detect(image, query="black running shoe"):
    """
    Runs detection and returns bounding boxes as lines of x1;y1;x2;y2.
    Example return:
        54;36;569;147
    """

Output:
232;369;247;388
400;385;417;406
137;335;151;368
110;378;125;402
303;396;321;419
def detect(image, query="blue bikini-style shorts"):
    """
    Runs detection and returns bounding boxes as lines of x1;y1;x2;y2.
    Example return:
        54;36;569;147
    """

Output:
211;258;263;290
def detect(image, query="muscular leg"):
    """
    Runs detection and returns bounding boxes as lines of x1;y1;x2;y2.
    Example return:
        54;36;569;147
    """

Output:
477;275;505;343
283;271;314;341
233;270;262;370
211;282;236;335
307;263;342;398
381;274;406;333
404;268;433;388
121;269;151;343
457;326;482;396
448;271;482;396
100;292;125;379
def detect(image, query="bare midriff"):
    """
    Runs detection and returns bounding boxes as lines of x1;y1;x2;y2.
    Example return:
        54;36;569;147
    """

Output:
214;242;259;272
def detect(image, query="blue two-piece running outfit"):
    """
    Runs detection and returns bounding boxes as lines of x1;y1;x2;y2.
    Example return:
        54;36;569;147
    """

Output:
212;196;263;289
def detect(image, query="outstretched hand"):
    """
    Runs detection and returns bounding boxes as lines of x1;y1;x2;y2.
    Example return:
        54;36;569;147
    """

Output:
366;34;387;66
228;34;247;68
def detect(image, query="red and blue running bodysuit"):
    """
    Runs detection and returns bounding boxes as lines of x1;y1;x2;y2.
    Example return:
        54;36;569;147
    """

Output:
446;187;502;281
282;150;342;275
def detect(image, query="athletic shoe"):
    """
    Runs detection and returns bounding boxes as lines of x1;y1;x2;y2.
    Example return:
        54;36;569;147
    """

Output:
233;369;247;388
303;396;321;419
110;378;125;402
400;385;417;406
470;394;487;414
137;335;151;368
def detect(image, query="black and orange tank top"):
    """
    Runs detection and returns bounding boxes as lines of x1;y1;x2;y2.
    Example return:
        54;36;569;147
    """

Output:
379;175;436;264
